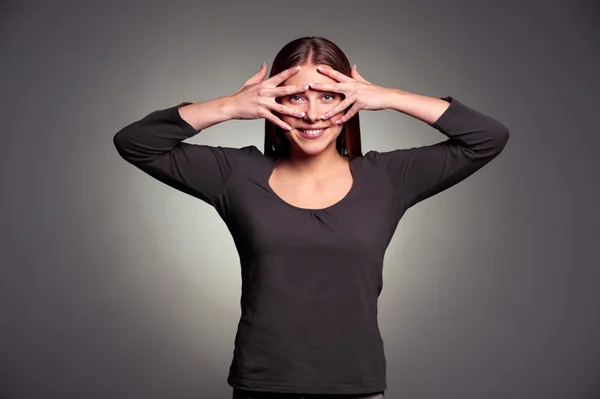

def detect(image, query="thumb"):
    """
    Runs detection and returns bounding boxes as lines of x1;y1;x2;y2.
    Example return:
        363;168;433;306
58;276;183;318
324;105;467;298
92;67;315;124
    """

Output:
244;62;268;85
351;65;368;83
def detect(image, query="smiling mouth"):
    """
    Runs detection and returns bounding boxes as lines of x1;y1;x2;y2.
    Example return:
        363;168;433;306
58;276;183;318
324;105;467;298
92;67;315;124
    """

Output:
296;127;328;139
297;128;327;135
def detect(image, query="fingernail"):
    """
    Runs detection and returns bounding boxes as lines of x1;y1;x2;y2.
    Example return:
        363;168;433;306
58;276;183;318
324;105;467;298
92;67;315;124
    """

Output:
321;113;328;119
285;124;292;130
298;112;305;117
316;66;322;70
309;83;317;87
296;66;301;70
336;119;342;124
303;85;309;90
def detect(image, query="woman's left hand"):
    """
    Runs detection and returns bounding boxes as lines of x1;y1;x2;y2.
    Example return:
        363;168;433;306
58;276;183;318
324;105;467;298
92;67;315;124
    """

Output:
308;65;397;124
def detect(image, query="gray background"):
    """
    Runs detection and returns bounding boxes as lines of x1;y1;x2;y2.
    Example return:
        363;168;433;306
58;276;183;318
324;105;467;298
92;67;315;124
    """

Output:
1;1;598;398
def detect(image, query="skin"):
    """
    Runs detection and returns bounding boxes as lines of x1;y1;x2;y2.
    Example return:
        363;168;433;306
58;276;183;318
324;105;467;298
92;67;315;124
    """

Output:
277;62;347;163
178;62;452;207
267;63;360;208
273;63;403;178
268;63;452;208
180;61;450;176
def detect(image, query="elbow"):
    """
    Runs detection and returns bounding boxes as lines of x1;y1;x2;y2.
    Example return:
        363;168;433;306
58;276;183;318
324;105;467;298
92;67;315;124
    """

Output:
469;123;510;160
112;123;163;165
112;124;139;162
113;130;124;153
493;123;510;154
113;129;129;159
480;123;510;161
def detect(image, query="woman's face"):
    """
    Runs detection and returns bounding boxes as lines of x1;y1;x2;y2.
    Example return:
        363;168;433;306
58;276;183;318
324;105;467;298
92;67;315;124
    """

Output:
277;63;346;158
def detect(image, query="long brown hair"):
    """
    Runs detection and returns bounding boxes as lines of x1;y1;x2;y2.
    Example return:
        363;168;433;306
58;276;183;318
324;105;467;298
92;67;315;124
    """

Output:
264;37;362;160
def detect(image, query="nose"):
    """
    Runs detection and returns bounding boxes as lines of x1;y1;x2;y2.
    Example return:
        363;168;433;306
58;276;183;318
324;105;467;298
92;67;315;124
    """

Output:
302;97;320;122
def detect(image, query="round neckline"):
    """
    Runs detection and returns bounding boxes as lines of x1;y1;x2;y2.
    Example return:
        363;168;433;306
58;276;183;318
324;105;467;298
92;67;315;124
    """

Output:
266;157;357;212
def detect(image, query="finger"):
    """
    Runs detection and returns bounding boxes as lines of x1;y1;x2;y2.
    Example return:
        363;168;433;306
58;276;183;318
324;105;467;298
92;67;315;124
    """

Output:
260;109;292;131
244;62;268;86
307;82;346;93
320;95;357;120
263;100;306;119
268;65;301;87
335;104;361;125
264;84;310;98
316;65;354;83
351;65;369;83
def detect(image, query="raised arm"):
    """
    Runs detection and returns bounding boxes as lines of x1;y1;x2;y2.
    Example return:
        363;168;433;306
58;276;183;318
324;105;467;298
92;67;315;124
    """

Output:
113;100;240;206
307;66;510;208
371;94;510;208
113;64;310;205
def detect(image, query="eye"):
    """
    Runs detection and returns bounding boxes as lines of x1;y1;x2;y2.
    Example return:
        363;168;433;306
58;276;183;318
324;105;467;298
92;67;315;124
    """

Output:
288;95;303;102
322;93;336;101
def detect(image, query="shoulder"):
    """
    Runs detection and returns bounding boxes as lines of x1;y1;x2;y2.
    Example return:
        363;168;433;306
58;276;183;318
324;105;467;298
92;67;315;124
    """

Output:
231;144;268;161
356;148;412;169
217;144;271;171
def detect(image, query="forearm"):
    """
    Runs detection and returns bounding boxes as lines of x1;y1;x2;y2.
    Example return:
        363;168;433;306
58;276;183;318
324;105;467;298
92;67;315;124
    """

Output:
381;95;509;207
113;99;242;206
114;97;233;165
388;92;509;158
386;89;451;125
178;96;236;132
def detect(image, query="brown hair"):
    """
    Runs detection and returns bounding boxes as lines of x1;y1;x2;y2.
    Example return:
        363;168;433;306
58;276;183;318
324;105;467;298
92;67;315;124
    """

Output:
263;37;362;160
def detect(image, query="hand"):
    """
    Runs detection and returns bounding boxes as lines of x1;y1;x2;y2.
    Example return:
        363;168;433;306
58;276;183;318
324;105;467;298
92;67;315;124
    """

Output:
308;65;396;124
227;63;309;130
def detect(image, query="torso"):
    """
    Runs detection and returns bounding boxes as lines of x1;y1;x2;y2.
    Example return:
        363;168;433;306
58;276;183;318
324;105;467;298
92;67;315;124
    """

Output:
268;160;354;210
223;148;400;393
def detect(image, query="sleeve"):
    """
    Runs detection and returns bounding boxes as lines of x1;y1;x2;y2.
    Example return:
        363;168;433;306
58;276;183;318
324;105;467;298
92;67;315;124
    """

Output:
368;96;510;208
113;102;247;207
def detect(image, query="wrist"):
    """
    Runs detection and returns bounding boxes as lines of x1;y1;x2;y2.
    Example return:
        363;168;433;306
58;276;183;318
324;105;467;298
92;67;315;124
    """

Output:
219;95;238;120
177;96;236;131
386;90;451;124
385;88;409;111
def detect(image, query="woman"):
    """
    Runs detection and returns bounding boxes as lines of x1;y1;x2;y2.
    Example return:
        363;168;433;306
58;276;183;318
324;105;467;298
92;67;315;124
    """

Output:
113;37;509;398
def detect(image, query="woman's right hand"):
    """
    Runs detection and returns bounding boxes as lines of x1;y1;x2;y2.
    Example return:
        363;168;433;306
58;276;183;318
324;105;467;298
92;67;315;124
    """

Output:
226;63;308;131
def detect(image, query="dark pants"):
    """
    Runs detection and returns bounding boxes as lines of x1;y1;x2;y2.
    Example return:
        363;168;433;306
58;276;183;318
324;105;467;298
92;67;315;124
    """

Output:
232;388;385;399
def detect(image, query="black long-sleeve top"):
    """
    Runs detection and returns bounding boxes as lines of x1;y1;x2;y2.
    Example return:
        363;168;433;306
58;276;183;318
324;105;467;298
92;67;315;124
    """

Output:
113;96;509;395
